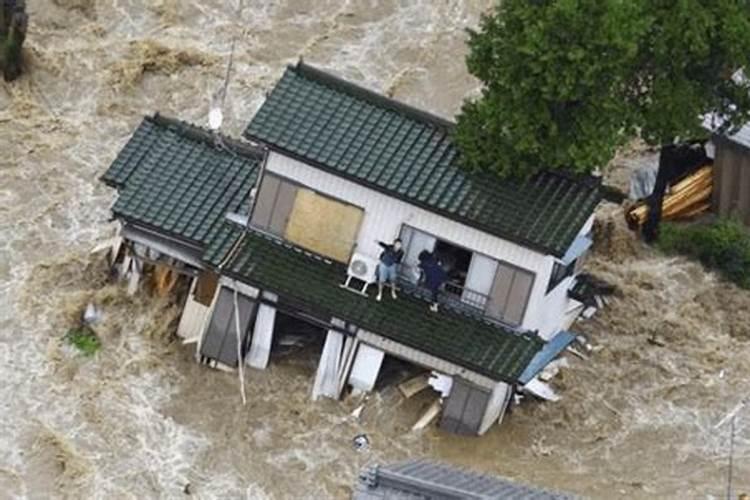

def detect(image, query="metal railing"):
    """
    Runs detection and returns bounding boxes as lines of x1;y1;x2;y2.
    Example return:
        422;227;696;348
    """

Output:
396;264;491;316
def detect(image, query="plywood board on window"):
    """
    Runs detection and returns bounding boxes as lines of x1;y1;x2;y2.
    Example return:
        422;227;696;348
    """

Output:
284;189;364;263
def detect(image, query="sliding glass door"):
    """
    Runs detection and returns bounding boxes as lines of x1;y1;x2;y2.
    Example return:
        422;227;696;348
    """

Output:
398;224;534;327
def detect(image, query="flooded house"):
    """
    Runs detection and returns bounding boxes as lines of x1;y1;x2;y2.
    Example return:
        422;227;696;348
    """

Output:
100;62;602;436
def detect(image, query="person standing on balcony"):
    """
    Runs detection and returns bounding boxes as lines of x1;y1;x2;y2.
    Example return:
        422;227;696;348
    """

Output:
376;238;404;302
418;250;447;313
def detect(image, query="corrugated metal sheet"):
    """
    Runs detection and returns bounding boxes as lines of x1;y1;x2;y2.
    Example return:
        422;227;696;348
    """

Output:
355;459;575;499
518;330;577;384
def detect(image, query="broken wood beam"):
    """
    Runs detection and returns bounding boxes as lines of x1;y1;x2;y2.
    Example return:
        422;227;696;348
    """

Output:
398;373;430;399
412;399;441;431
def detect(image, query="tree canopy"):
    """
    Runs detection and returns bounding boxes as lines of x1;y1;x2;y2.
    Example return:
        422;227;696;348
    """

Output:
455;0;750;179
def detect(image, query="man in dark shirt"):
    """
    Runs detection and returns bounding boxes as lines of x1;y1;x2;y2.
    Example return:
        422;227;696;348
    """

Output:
418;250;447;312
376;238;404;301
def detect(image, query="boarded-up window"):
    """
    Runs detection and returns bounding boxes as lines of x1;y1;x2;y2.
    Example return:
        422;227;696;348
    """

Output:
250;172;363;262
285;189;364;263
485;262;534;326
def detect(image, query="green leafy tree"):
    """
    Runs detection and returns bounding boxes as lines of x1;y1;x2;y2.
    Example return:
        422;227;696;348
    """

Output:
635;1;750;144
0;1;28;82
456;0;750;179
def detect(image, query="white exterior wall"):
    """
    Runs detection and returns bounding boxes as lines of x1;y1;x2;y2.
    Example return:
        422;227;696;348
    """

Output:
266;152;561;333
535;213;596;340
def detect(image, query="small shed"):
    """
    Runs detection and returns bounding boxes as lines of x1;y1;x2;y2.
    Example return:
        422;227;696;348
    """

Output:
354;459;573;499
711;123;750;225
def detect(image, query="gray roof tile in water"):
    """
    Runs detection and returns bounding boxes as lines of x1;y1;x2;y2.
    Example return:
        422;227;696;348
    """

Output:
245;62;602;258
354;459;575;500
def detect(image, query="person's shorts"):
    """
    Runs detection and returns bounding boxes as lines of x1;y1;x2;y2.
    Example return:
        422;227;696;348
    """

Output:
377;263;397;283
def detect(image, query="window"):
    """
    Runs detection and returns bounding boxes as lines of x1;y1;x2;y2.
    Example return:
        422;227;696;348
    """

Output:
250;172;364;263
486;263;535;326
546;259;576;294
398;224;534;326
433;239;473;296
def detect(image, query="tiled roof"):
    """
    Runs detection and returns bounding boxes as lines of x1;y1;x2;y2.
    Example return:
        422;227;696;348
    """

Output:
208;226;544;383
245;62;601;257
102;114;265;246
356;459;574;500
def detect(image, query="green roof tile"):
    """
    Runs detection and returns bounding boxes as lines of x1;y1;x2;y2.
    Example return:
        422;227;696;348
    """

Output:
101;114;265;247
208;226;544;382
244;62;602;257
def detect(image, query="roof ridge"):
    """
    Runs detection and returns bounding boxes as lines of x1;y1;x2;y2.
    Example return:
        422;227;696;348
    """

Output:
292;61;456;131
148;113;266;160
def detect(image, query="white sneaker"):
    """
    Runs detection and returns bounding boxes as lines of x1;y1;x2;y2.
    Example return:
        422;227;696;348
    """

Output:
391;289;397;300
376;293;382;302
430;303;438;312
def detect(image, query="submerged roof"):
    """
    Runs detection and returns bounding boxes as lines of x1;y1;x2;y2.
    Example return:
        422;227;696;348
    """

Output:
101;114;265;246
206;226;544;383
355;459;574;500
245;62;601;257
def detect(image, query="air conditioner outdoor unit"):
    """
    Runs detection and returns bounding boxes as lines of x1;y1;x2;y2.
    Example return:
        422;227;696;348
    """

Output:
340;252;379;295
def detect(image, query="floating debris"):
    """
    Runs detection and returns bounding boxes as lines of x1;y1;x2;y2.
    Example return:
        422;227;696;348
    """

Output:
352;434;370;452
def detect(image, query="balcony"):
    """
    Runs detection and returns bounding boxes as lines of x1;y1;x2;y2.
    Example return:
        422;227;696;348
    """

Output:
395;263;520;332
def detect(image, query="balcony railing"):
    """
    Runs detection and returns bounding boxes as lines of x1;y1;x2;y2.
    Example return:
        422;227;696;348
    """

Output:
395;264;513;327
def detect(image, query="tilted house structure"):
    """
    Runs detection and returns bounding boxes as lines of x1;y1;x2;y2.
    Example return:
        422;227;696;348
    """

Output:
101;62;601;435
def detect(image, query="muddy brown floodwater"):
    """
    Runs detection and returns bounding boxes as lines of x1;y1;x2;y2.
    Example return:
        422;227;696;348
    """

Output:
2;1;750;498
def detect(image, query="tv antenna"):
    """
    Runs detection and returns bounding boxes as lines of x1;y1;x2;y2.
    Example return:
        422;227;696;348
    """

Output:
208;0;244;132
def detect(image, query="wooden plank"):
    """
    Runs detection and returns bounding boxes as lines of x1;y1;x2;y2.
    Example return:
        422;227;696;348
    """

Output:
398;373;430;399
194;271;219;306
713;144;724;212
739;156;750;225
720;146;741;216
412;399;441;431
